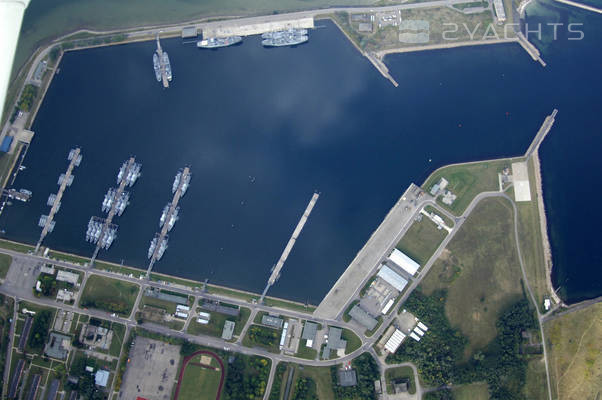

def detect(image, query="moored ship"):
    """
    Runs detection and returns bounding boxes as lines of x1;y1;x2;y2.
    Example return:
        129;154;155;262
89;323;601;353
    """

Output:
197;36;242;49
262;34;308;47
153;53;161;82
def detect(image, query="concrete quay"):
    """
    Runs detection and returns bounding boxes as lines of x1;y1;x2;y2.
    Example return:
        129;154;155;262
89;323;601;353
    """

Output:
314;184;429;320
552;0;602;13
202;17;314;39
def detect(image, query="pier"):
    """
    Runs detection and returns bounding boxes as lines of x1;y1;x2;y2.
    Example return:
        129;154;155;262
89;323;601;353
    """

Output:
552;0;602;13
155;34;170;88
525;109;558;158
146;167;191;276
35;147;81;253
90;157;140;264
259;192;319;303
517;32;547;67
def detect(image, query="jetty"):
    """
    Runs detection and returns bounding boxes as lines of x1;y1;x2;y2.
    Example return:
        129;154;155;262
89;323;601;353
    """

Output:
90;157;141;264
146;167;191;276
552;0;602;13
35;147;81;252
259;192;319;303
525;109;558;158
517;32;546;67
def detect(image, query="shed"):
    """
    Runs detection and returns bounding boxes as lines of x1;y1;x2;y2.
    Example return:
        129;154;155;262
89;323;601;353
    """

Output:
377;265;409;291
388;249;420;276
95;370;109;387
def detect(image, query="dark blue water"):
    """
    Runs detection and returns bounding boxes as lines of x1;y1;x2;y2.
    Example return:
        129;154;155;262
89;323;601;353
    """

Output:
2;2;600;304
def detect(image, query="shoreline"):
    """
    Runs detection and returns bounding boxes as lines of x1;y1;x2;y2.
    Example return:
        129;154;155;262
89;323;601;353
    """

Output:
376;37;519;58
532;150;562;306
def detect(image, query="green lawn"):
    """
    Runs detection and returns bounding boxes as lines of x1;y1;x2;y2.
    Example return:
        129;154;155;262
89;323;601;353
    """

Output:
96;261;145;277
516;158;549;311
188;306;250;339
341;328;361;354
397;216;447;266
109;322;126;357
79;275;139;317
0;239;34;254
291;365;336;400
140;295;179;314
48;251;89;265
420;197;524;359
422;158;515;215
452;383;490;399
385;366;416;394
0;254;12;279
295;340;318;360
178;357;222;400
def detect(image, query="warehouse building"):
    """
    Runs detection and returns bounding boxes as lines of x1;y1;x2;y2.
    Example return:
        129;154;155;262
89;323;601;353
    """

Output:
384;329;406;353
262;315;284;329
377;265;409;292
348;305;378;330
302;321;319;346
222;320;235;340
388;249;420;276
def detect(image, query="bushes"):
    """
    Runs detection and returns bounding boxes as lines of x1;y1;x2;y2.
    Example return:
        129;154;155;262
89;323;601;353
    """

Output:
224;355;271;399
17;84;37;112
292;377;317;400
28;310;52;351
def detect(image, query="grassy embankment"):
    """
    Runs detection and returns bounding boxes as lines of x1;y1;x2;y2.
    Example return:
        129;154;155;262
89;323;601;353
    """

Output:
396;216;447;266
515;158;550;311
422;158;514;215
79;275;139;317
420;197;524;359
0;254;12;279
545;302;602;400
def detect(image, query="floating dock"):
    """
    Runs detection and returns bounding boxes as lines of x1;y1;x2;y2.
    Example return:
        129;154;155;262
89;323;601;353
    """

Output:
89;157;141;264
259;192;319;303
35;147;81;252
146;167;191;276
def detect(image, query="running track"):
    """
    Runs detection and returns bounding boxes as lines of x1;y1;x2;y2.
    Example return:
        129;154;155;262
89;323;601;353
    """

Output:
173;350;225;400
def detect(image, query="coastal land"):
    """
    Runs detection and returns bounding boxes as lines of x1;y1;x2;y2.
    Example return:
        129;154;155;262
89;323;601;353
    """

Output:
0;108;579;400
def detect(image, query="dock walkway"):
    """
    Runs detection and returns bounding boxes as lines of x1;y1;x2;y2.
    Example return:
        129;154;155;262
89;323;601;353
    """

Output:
90;157;136;264
36;147;81;252
260;192;319;303
146;167;191;276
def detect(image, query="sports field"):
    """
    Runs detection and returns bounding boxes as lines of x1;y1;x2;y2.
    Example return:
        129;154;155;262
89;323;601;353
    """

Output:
175;351;225;400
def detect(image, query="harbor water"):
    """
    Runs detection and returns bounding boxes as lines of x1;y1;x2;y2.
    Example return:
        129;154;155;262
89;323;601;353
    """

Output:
2;2;601;304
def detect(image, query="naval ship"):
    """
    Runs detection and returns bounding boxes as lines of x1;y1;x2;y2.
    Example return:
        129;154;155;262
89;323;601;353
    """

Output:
162;52;172;81
197;36;242;49
262;28;308;47
153;53;161;81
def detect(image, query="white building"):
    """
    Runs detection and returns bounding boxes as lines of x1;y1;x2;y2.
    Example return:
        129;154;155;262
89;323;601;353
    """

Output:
388;249;420;276
410;332;421;341
381;298;395;315
493;0;507;23
384;329;406;353
377;265;408;292
417;322;429;331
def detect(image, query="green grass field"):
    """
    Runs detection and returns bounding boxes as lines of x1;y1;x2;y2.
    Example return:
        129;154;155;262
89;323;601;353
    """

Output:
452;382;490;399
422;158;515;215
108;322;126;357
140;295;179;314
545;303;602;400
385;366;416;394
420;197;524;358
79;275;139;317
178;354;222;400
341;328;361;354
291;365;336;400
397;216;447;266
295;340;318;360
0;239;34;253
0;254;12;279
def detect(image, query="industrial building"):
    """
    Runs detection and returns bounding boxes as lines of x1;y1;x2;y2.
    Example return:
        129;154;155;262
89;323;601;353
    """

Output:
388;249;420;276
45;332;71;359
322;327;347;359
262;314;284;329
45;379;60;400
301;321;319;346
56;270;79;285
348;304;378;330
222;320;235;340
40;265;55;275
338;369;358;387
200;300;240;316
430;177;448;196
377;264;409;291
384;329;406;353
80;324;113;350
